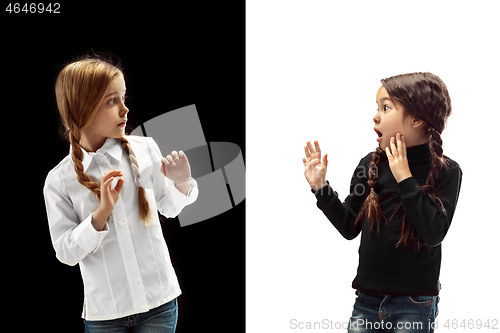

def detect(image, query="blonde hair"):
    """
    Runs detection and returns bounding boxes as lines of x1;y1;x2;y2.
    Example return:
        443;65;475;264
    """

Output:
55;57;152;225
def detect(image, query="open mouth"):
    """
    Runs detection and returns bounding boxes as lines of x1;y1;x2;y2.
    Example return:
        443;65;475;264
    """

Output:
374;128;383;142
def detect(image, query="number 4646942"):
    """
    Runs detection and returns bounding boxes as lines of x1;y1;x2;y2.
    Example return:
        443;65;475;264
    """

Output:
5;3;61;14
443;319;498;330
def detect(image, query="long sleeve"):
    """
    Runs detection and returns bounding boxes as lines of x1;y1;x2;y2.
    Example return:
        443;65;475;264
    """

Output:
314;155;371;240
323;145;464;296
398;161;462;247
43;176;109;266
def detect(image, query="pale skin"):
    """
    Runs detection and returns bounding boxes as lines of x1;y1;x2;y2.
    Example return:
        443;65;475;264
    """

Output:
303;86;429;192
80;74;192;231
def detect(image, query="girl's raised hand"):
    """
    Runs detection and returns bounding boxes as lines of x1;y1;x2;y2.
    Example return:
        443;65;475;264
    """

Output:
385;133;412;183
101;169;124;207
93;169;124;231
161;151;192;195
161;151;191;183
303;140;329;192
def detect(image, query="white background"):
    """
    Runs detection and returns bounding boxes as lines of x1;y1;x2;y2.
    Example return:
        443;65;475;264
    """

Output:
247;0;500;332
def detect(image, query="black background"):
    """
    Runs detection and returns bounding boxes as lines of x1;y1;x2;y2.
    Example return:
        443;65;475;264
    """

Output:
2;2;245;332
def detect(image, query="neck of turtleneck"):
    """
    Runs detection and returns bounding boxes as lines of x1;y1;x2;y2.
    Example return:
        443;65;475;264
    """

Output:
406;143;431;168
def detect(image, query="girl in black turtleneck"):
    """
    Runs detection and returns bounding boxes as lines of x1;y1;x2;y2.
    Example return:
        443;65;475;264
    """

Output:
303;73;462;333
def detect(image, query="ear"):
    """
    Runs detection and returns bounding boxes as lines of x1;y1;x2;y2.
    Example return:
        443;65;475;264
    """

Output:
411;118;426;129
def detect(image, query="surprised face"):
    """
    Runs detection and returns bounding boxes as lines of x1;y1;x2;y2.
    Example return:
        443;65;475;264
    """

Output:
373;86;427;150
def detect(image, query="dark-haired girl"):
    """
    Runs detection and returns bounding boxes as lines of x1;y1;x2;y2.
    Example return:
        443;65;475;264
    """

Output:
303;73;462;332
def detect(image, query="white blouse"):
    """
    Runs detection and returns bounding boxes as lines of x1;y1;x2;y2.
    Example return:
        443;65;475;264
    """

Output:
43;136;198;321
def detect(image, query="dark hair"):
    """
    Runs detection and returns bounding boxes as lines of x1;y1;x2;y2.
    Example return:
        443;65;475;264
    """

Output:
355;72;452;251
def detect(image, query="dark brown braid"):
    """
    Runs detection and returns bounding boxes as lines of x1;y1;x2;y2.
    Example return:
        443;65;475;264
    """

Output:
393;127;449;251
354;147;383;232
423;126;448;200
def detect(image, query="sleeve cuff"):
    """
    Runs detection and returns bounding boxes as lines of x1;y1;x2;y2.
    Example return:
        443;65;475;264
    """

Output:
168;178;199;208
397;176;420;197
72;214;109;255
312;181;338;206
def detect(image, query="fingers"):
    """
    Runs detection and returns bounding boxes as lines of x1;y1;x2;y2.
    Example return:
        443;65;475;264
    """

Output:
314;140;321;157
398;133;406;157
323;153;328;168
304;144;311;161
385;146;393;159
114;177;124;194
167;154;176;165
102;169;123;183
103;169;122;178
306;141;317;158
163;154;176;167
102;171;124;192
163;151;187;167
102;175;115;189
304;141;315;163
304;140;326;168
385;133;411;182
304;140;322;161
386;133;406;159
390;136;398;157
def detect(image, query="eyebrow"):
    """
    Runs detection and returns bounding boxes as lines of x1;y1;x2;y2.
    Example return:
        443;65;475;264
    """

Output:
376;97;392;104
104;90;126;99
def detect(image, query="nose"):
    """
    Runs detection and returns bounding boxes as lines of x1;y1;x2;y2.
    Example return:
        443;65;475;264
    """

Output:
120;102;129;117
373;112;380;124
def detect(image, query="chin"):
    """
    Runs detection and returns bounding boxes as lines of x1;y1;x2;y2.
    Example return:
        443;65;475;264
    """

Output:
111;129;126;138
378;140;389;151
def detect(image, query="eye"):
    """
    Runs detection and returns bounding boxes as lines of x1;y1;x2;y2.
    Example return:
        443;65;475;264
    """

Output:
107;96;127;105
383;105;390;111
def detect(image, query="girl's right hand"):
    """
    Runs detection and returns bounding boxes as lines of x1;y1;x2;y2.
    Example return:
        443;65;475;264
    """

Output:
93;169;124;231
303;140;329;192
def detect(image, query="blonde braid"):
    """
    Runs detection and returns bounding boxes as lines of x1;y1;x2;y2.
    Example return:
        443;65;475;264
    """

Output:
118;137;152;225
69;125;101;200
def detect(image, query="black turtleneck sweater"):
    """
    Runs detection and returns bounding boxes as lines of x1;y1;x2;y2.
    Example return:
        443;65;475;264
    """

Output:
314;144;462;296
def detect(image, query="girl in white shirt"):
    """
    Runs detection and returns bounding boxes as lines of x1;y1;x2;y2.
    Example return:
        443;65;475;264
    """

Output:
44;57;198;332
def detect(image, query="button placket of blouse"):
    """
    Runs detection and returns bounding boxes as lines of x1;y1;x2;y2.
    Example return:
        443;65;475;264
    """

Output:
113;195;148;307
93;152;148;307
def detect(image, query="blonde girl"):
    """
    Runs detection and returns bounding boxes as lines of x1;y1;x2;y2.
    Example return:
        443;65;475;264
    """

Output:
44;57;198;332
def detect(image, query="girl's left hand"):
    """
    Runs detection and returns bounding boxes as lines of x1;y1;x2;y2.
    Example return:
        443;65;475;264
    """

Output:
161;151;191;184
386;133;413;183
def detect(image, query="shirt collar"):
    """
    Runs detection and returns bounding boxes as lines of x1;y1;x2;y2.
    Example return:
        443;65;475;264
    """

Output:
70;138;124;171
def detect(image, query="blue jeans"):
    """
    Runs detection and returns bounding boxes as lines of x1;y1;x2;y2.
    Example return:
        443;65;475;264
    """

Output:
84;298;178;333
348;290;439;333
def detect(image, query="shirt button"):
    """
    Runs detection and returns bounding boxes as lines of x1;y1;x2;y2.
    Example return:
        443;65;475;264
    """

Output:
125;250;131;255
118;220;124;226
